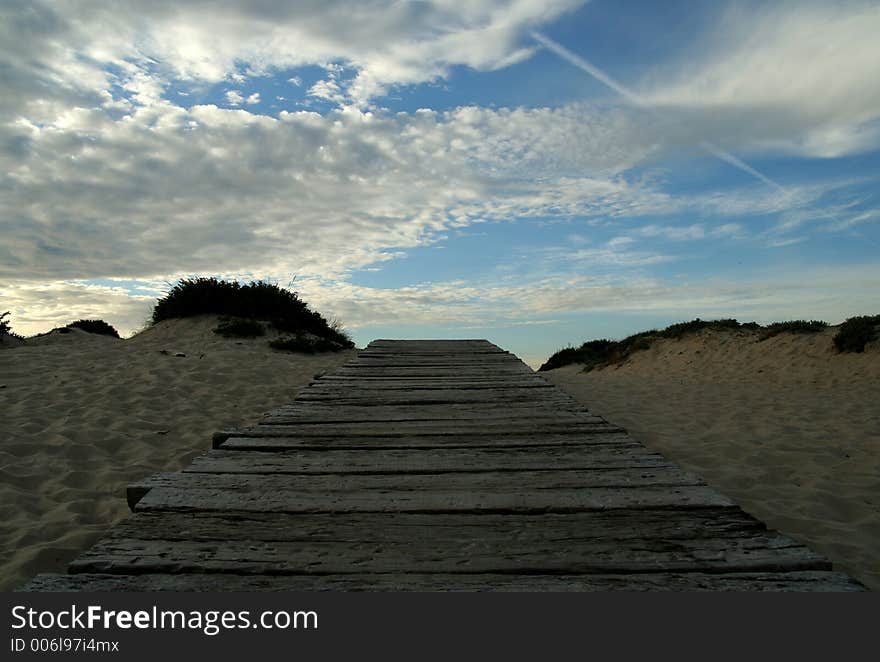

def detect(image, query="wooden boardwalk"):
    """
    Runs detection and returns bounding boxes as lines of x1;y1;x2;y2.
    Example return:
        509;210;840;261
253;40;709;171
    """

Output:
23;340;862;591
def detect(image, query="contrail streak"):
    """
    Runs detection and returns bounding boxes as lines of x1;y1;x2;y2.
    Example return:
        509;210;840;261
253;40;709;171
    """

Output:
531;31;788;195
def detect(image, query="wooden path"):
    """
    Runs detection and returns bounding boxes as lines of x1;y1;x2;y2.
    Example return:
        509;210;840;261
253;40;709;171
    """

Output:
23;340;862;591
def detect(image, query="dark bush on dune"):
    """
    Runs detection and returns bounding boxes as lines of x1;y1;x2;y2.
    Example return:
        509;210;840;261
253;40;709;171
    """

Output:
539;318;795;372
538;340;615;372
759;319;827;341
152;277;354;348
213;317;266;338
834;315;880;353
65;319;121;338
540;315;877;371
0;311;12;336
269;333;343;354
659;318;742;339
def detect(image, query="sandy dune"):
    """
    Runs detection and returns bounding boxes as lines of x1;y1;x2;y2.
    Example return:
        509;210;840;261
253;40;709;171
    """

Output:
544;327;880;590
0;316;356;590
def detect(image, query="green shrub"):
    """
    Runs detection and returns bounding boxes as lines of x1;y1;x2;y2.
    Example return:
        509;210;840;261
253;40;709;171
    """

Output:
269;334;343;354
759;319;827;340
213;317;266;338
833;315;880;353
65;319;120;338
0;311;11;336
152;277;354;348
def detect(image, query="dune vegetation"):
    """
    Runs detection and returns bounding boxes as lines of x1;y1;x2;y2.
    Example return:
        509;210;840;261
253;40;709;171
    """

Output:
0;311;13;336
65;319;121;338
152;277;354;352
539;316;874;371
833;314;880;353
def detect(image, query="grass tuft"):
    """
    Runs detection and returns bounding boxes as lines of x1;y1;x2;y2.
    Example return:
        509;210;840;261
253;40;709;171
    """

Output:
833;315;880;353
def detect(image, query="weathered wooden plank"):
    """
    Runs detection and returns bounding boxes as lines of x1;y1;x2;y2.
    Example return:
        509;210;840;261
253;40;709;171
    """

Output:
259;413;593;425
331;366;533;376
105;509;767;542
259;416;592;430
369;339;495;344
311;380;550;390
263;402;592;422
259;414;606;427
132;466;706;498
363;345;501;353
72;535;829;576
293;390;579;405
357;351;509;358
69;509;827;575
309;378;552;388
217;432;638;451
183;446;675;475
23;571;865;592
303;383;553;393
231;421;624;439
351;358;528;366
129;473;727;513
358;346;508;360
298;382;563;391
359;344;506;351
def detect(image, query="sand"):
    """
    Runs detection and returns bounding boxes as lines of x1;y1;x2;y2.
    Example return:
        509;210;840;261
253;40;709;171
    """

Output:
0;316;357;590
544;327;880;590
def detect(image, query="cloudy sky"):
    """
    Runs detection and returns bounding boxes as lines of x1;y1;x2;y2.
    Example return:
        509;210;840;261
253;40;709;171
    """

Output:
2;0;879;366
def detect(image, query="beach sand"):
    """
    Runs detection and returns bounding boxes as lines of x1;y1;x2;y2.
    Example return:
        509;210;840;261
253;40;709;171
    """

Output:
0;316;356;590
544;327;880;590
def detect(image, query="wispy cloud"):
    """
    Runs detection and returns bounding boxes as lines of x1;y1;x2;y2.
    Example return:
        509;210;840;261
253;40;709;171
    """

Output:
531;31;788;194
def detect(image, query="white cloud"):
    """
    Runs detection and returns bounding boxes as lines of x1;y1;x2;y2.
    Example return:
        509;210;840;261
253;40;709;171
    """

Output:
245;92;260;105
293;263;880;335
0;0;584;117
224;90;244;106
307;79;346;104
0;280;156;337
644;2;880;157
7;85;727;292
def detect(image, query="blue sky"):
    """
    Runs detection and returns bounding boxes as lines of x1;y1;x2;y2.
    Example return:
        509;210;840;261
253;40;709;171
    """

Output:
2;0;879;366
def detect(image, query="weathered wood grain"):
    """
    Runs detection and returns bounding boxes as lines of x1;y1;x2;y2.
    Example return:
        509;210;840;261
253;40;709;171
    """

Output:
214;422;625;446
70;509;827;576
92;509;768;542
259;413;606;427
308;379;553;389
184;446;673;475
128;471;727;514
293;390;580;405
22;571;865;592
217;432;638;451
330;366;533;376
262;402;593;423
